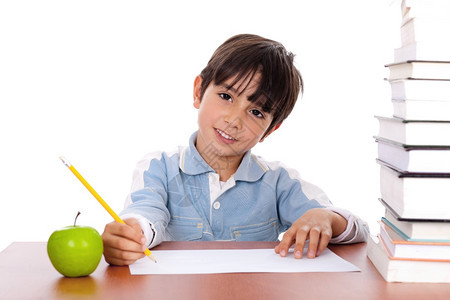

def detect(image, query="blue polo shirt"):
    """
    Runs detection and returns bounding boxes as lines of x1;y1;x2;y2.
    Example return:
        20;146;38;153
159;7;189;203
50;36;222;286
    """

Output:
121;132;368;247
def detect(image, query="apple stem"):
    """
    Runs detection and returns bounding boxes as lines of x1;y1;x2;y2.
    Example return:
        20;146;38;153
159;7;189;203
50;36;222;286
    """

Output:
74;211;81;226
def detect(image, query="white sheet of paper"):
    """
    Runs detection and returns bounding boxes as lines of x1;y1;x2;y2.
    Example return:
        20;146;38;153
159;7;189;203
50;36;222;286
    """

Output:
129;247;360;275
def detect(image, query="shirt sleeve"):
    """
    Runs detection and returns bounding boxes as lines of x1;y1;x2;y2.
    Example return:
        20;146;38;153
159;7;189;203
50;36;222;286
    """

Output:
119;152;171;248
119;213;161;248
325;207;370;244
275;164;369;244
276;166;326;230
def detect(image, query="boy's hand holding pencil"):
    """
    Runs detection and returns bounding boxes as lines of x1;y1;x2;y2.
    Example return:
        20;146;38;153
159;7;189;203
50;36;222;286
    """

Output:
102;218;150;266
60;156;156;265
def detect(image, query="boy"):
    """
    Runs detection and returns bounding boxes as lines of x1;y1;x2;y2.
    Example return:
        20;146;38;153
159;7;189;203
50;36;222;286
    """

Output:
102;34;369;266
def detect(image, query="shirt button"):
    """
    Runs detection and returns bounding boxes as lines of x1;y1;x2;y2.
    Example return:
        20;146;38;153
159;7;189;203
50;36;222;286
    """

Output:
213;202;221;210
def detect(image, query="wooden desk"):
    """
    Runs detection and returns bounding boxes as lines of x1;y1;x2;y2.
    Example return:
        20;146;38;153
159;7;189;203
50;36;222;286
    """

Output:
1;241;449;300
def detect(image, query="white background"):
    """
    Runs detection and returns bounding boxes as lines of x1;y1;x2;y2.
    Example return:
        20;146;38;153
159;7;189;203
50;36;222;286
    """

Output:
0;0;401;252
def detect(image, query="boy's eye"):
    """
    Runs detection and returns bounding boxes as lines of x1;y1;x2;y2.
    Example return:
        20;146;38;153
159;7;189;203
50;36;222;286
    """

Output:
219;93;232;101
250;109;264;119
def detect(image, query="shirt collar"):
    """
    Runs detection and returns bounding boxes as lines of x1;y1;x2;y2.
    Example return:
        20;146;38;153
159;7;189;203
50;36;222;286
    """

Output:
234;151;267;182
180;132;215;175
180;131;267;182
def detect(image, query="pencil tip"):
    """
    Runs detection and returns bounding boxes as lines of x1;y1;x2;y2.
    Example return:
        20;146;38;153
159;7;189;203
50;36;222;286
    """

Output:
59;156;71;167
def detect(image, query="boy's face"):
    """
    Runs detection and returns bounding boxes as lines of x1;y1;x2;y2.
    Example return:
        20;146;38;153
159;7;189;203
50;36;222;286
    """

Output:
193;73;278;165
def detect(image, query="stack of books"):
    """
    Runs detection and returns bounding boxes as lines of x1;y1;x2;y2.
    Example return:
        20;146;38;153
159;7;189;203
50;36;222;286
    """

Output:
367;0;450;283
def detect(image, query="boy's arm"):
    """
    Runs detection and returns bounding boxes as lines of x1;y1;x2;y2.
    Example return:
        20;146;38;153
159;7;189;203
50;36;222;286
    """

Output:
122;154;171;244
275;166;369;258
102;152;172;265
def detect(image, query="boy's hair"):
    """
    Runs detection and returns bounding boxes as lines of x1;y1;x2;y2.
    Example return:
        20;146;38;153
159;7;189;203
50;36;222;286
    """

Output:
199;34;303;137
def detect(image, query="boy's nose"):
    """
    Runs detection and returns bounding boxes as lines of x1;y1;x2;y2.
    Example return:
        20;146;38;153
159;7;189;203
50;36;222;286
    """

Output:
224;107;244;131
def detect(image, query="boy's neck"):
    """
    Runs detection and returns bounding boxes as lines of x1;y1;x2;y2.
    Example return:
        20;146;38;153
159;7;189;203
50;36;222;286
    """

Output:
204;155;241;182
193;143;241;182
194;134;245;181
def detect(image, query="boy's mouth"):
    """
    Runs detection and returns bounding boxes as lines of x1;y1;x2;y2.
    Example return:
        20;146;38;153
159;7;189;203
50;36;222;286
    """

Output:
215;128;237;141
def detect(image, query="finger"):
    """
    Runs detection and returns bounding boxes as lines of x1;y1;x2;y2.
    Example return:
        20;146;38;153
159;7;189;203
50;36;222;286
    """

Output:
102;222;147;255
103;246;145;266
107;220;146;246
102;232;147;253
316;229;332;257
306;227;321;258
292;226;309;259
124;218;142;231
102;234;147;266
123;219;148;245
275;229;296;257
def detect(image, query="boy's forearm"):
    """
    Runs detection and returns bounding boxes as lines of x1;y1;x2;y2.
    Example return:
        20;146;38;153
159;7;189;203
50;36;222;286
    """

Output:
330;211;348;238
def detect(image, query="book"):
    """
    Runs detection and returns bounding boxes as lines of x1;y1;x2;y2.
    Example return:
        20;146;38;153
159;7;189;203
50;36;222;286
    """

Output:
394;42;450;63
389;79;450;101
379;221;450;260
369;0;450;284
367;235;450;283
379;197;450;223
378;161;450;220
392;99;450;121
386;61;450;80
375;116;450;146
400;18;450;47
382;209;450;242
401;0;450;24
376;138;450;173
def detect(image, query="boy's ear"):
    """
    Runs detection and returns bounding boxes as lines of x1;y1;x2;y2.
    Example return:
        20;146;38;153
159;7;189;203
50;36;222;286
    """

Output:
193;75;202;109
259;123;282;142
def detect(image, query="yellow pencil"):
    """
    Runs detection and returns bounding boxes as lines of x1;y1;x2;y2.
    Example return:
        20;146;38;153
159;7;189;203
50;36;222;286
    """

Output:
59;156;157;263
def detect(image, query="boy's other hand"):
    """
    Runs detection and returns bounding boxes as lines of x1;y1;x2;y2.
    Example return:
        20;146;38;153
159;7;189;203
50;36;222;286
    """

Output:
101;218;147;266
274;208;347;259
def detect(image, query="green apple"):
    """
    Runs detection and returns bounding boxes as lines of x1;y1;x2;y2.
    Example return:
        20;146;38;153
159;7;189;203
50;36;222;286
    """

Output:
47;212;103;277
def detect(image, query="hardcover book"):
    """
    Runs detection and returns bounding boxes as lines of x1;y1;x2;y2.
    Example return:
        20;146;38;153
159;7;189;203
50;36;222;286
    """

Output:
378;160;450;220
376;138;450;173
392;99;450;121
386;61;450;80
389;79;450;101
367;236;450;283
375;116;450;146
379;221;450;261
382;209;450;242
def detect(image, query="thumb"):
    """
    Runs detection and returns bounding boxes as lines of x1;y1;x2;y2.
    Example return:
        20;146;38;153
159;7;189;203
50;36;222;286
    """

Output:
124;218;144;234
